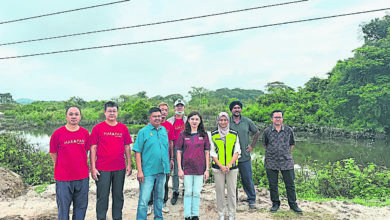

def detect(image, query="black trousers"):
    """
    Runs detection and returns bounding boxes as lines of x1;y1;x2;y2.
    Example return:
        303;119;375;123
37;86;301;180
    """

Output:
266;169;297;206
96;169;126;220
148;174;170;205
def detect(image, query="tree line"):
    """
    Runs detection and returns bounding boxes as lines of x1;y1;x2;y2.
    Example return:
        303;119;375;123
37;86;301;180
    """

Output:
2;15;390;134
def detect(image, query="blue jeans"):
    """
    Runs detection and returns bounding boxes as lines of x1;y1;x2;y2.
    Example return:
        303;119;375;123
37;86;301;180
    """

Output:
238;160;256;204
183;175;203;218
56;177;89;220
137;173;166;220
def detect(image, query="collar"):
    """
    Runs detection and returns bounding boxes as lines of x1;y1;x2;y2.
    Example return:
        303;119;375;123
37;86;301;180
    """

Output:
271;124;285;131
147;123;161;130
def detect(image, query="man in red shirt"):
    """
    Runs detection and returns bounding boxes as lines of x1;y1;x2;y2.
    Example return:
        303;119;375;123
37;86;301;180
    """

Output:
90;101;133;220
50;106;90;220
167;99;187;205
147;102;175;215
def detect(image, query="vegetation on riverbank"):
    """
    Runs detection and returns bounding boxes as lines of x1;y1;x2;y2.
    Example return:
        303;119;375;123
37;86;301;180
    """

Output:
1;133;388;207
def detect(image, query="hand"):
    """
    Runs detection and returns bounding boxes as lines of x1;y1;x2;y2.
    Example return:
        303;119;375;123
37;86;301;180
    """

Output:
178;169;184;179
126;165;132;176
91;168;100;181
220;165;228;174
170;159;174;172
204;170;209;182
246;145;254;153
137;170;144;183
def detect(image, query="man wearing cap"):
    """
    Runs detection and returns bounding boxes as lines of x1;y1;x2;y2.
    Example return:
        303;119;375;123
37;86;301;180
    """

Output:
167;99;187;205
229;100;260;209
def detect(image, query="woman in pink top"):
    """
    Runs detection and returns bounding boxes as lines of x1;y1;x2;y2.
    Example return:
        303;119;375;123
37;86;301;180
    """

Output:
176;111;210;220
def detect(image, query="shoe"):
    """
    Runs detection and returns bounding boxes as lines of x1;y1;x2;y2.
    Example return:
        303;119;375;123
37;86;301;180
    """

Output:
270;204;279;213
290;204;303;214
162;202;169;213
185;218;191;220
249;204;257;210
228;216;235;220
147;204;153;215
191;216;199;220
219;216;225;220
171;192;179;205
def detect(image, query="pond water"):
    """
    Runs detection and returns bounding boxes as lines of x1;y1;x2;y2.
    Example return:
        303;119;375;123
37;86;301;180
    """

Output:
2;128;389;168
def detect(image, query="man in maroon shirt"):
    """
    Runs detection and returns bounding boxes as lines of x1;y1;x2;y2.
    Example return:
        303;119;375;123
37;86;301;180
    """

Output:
50;106;90;220
90;101;133;220
167;99;187;205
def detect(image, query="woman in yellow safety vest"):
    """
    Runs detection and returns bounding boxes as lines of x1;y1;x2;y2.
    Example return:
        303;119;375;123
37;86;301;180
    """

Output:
210;112;241;220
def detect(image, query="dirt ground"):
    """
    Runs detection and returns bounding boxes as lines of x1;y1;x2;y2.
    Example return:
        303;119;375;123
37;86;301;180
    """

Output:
1;170;390;220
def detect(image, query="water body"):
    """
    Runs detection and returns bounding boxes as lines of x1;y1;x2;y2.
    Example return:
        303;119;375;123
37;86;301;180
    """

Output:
2;128;389;168
254;137;390;168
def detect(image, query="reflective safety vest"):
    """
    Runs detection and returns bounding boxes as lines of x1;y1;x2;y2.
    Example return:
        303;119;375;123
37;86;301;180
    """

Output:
211;129;239;170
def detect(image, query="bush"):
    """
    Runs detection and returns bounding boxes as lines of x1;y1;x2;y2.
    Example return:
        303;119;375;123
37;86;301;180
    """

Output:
0;133;54;185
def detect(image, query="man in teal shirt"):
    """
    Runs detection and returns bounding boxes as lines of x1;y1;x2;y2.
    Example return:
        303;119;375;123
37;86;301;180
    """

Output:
134;107;170;220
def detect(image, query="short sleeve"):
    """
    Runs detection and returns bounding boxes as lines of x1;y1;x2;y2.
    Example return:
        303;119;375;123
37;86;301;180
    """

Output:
175;132;184;151
248;119;259;134
289;128;296;146
90;125;99;146
84;129;91;151
204;134;210;151
132;130;144;153
49;130;60;153
123;125;133;145
262;129;268;147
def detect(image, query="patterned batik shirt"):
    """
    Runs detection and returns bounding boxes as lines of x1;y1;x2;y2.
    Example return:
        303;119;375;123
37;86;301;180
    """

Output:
262;124;296;170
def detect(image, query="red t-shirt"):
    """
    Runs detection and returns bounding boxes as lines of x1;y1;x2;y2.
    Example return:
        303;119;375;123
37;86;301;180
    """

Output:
50;126;90;181
90;121;133;171
161;121;174;141
172;119;185;141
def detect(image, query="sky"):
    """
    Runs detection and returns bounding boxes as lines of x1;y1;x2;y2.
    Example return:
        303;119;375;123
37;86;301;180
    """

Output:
0;0;389;101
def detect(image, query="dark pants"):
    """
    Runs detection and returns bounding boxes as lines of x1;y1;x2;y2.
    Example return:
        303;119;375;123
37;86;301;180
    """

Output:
148;174;170;205
56;177;89;220
96;169;126;220
266;169;297;206
238;160;256;204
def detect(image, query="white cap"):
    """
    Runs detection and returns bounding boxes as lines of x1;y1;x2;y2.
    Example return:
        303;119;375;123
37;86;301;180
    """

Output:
174;99;185;107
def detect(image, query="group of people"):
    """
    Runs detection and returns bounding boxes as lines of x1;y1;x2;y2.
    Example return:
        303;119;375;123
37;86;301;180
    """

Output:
49;100;302;220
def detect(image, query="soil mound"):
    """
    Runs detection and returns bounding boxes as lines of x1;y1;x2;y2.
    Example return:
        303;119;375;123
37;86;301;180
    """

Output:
0;167;26;198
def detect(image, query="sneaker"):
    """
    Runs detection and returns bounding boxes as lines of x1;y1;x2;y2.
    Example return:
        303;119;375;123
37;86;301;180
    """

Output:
162;202;169;213
249;204;257;210
270;203;279;213
219;216;225;220
191;216;199;220
171;192;179;205
185;218;191;220
290;204;303;214
147;204;153;215
228;216;235;220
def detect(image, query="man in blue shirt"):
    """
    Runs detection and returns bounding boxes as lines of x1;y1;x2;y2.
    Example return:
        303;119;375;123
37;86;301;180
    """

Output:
133;107;170;220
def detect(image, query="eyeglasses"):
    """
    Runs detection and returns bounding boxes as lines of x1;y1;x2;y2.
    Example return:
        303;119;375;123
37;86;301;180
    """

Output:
107;110;117;113
273;117;283;120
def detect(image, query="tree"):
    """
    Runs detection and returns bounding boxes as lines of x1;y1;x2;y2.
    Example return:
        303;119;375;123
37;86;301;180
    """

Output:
188;87;209;105
265;81;294;92
361;15;390;43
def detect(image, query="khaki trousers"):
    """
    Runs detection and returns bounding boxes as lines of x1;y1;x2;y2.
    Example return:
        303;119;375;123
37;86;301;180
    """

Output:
213;168;238;217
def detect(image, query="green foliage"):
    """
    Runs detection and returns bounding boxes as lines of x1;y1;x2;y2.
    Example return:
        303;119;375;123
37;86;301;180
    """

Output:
0;133;54;185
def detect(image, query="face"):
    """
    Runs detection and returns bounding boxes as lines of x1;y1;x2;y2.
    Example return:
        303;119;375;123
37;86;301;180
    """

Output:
149;111;162;127
66;107;81;126
174;104;185;114
189;115;200;130
104;106;118;122
159;105;169;121
218;116;229;128
271;112;283;126
231;105;242;117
